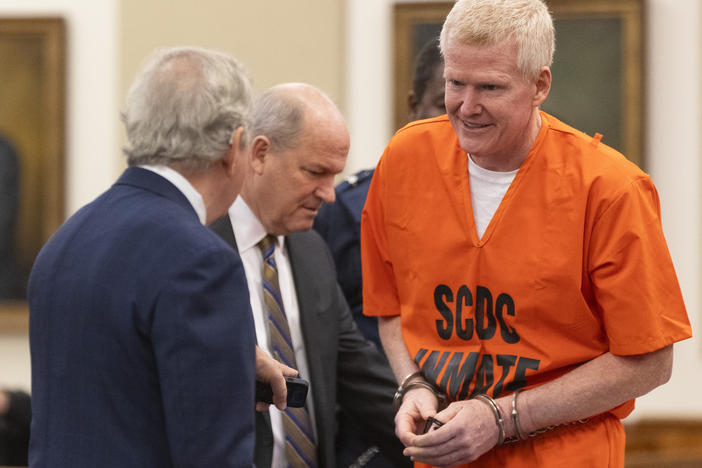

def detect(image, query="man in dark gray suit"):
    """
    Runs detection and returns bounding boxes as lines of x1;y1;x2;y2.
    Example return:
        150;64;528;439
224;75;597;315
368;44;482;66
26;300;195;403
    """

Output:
210;83;409;468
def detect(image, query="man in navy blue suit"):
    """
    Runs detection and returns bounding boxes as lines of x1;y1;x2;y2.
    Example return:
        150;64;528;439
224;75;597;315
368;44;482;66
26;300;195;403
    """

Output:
28;46;270;467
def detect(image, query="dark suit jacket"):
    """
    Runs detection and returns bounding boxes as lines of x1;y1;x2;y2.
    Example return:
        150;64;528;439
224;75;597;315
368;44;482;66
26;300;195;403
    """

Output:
210;217;409;468
28;167;257;468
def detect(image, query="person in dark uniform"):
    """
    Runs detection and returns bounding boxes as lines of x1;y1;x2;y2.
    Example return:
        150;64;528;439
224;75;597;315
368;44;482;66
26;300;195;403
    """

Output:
313;38;445;350
313;38;445;468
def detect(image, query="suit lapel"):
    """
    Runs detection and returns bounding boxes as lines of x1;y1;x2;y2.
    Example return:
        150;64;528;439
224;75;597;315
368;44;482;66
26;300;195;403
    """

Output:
285;233;326;326
285;232;338;466
210;220;325;328
209;215;238;249
285;232;330;414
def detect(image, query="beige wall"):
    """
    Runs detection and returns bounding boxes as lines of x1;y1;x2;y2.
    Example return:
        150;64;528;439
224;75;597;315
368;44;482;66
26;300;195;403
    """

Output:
1;2;699;423
120;0;346;114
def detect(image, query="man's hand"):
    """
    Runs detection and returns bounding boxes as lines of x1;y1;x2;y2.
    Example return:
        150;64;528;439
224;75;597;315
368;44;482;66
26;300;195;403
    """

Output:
395;386;439;446
255;346;298;411
401;399;498;467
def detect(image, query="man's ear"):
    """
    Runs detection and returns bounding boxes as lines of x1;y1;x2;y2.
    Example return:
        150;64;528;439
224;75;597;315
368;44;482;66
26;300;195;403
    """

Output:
250;135;271;175
533;67;552;107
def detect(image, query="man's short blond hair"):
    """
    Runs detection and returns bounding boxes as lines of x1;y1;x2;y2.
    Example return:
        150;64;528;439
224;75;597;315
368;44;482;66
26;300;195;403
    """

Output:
439;0;555;80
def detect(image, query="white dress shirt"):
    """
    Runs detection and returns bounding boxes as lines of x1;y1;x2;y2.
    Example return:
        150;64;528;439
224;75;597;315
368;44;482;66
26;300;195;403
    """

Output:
227;197;317;468
140;165;207;225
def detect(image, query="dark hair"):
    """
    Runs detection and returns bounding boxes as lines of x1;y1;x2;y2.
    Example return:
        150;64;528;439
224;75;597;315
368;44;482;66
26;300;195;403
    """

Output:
412;38;443;101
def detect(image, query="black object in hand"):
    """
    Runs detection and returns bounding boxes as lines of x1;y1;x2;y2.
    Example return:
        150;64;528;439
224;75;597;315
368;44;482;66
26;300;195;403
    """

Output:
255;376;309;408
422;416;444;434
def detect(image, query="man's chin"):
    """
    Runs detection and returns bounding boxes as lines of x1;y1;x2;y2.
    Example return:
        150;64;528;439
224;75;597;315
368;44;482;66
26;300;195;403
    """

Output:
457;137;489;157
286;217;316;234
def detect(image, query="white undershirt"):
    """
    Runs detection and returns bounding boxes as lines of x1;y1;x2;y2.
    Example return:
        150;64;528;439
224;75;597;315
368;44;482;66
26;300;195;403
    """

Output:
139;165;207;225
227;197;317;468
467;155;518;239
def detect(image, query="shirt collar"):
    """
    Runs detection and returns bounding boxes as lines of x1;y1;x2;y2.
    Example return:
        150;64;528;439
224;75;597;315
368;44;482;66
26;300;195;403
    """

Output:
140;165;207;225
228;196;286;252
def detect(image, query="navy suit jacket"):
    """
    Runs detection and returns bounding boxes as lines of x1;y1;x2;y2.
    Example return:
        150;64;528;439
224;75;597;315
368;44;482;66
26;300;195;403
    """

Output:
210;217;409;468
28;167;257;467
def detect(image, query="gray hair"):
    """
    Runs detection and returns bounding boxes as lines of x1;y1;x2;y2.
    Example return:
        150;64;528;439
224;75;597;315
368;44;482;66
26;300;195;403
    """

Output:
122;46;252;172
440;0;555;80
250;88;305;151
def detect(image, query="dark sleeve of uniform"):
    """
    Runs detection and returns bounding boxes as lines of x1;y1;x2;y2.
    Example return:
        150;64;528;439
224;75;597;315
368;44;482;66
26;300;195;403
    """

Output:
313;169;382;348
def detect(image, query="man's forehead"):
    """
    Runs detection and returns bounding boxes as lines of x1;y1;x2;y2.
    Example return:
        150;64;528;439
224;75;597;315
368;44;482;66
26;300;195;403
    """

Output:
294;131;348;166
444;43;519;74
444;37;518;56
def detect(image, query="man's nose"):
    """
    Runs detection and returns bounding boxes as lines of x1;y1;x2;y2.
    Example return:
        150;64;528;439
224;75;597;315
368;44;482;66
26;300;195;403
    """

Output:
459;89;481;115
316;178;336;203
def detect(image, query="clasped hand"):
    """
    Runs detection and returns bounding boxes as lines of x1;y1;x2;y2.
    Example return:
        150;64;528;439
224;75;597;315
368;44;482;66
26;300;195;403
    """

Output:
396;388;499;467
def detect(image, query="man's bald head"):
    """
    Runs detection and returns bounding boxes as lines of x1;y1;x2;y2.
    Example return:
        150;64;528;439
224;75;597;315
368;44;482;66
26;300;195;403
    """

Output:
243;83;350;235
250;82;348;152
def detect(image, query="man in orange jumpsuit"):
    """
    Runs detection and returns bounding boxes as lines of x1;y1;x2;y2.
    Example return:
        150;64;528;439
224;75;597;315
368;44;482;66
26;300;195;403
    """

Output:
361;0;692;466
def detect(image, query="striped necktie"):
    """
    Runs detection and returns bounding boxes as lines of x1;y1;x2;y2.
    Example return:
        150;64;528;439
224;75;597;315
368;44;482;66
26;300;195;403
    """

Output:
258;235;317;468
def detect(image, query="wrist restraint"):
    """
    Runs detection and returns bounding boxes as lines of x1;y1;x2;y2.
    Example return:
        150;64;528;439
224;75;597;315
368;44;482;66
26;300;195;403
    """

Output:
392;371;446;412
474;390;591;445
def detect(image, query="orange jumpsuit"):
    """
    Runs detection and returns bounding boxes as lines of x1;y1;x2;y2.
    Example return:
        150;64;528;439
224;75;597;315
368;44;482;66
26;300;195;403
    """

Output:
361;112;692;467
